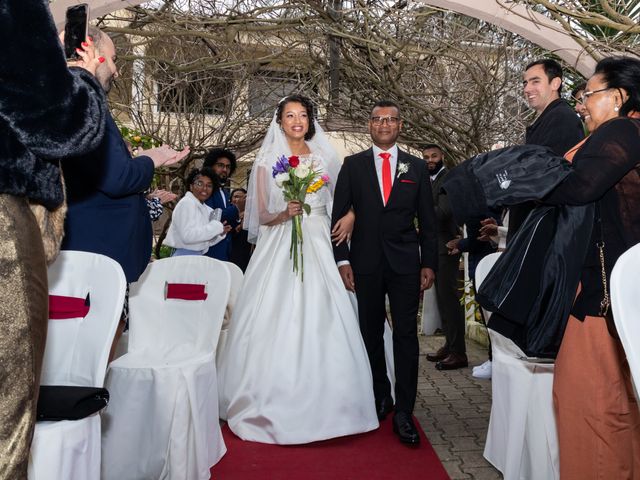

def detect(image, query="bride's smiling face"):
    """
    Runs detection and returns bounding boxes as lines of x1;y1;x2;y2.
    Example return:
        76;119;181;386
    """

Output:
279;102;309;141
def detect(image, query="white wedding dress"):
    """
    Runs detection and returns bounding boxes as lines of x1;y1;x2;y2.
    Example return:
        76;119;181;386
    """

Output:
219;154;378;445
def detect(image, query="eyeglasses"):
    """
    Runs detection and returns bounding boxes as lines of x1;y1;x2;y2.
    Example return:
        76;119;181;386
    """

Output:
193;180;213;189
370;116;400;126
580;87;611;102
214;162;232;171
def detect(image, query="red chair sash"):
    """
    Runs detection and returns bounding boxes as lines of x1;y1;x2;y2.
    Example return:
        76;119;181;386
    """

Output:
49;294;90;320
165;283;208;301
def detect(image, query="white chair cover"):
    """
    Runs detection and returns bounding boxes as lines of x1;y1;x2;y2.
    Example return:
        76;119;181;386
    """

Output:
216;261;244;365
474;252;502;322
611;243;640;399
101;256;230;480
216;262;244;417
420;286;442;335
477;253;559;480
29;251;127;480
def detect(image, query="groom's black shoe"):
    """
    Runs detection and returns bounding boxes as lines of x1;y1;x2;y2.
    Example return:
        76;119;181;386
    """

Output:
376;396;394;421
392;411;420;445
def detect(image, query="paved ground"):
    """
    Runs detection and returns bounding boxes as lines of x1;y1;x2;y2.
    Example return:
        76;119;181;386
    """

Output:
415;334;502;480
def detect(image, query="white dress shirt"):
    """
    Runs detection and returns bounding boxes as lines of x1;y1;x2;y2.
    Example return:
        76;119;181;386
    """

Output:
217;189;227;208
430;165;445;182
372;144;399;198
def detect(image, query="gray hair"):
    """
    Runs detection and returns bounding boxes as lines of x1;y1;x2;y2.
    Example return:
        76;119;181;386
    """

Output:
87;26;107;49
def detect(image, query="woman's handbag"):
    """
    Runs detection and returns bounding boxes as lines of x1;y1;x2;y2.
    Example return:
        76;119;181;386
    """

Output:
36;385;109;421
29;172;67;266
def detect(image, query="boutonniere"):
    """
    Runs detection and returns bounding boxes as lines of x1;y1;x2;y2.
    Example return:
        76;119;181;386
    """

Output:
396;162;409;178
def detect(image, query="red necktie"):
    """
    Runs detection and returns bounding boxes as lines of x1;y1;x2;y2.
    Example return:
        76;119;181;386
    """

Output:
380;152;392;205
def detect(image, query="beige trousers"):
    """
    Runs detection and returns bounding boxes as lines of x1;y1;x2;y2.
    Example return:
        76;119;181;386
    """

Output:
554;314;640;479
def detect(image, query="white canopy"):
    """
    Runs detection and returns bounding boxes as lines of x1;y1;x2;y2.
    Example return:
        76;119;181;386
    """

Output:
49;0;597;76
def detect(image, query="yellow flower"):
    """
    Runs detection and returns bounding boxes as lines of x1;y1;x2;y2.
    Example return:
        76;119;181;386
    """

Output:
133;135;142;142
306;179;325;194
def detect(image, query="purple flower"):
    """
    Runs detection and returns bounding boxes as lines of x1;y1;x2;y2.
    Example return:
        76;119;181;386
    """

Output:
272;155;290;178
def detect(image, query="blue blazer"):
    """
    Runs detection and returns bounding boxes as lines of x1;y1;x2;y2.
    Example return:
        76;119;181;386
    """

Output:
204;188;239;261
61;112;154;283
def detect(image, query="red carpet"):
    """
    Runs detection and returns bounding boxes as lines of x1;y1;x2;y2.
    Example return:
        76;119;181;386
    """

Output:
211;417;450;479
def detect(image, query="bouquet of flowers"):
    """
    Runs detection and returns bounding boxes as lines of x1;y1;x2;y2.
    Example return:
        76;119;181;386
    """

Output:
272;154;330;279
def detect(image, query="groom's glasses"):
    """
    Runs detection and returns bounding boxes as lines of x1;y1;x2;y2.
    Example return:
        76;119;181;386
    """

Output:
370;116;400;126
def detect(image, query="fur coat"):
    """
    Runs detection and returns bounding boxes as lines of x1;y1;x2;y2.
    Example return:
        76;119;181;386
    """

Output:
0;0;107;210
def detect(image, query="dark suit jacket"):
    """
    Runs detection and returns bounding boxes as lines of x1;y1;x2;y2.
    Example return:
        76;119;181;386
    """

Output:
332;148;438;275
508;98;585;239
204;188;239;261
61;112;154;283
431;168;459;256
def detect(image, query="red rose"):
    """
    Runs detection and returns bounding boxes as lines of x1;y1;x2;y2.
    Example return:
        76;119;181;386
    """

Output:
289;155;300;168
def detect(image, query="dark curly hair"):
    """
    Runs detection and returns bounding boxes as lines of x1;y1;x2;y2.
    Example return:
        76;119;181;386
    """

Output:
203;148;237;175
594;56;640;118
186;167;219;193
275;94;316;140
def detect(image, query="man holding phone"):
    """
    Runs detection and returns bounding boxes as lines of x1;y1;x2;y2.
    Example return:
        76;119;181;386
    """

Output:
60;26;189;354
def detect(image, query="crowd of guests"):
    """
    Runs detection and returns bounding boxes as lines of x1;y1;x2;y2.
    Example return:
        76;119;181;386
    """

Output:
429;56;640;478
2;1;640;478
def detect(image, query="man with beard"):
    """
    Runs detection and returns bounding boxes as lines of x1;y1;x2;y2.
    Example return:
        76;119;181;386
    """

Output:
422;144;467;370
60;26;188;348
203;148;240;261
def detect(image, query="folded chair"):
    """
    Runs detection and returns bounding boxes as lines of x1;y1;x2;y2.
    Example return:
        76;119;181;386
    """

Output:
28;251;126;480
101;256;230;480
478;252;559;480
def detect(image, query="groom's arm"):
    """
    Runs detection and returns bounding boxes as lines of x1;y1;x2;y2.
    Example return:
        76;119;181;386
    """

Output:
331;156;353;263
417;161;438;272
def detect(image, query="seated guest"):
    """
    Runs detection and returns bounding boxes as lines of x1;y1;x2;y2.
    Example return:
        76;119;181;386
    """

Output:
203;148;240;260
164;168;231;256
229;188;252;272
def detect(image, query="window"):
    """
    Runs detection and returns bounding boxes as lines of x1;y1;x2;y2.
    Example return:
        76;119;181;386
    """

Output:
156;71;232;116
248;71;313;117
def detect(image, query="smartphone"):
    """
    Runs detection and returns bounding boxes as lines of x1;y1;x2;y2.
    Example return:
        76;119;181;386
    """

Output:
63;4;89;61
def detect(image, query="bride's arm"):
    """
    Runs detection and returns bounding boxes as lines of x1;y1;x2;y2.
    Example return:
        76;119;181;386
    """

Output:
331;209;355;246
253;165;301;226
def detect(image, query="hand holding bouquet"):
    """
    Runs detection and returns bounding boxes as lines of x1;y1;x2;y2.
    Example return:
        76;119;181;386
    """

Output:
272;154;330;278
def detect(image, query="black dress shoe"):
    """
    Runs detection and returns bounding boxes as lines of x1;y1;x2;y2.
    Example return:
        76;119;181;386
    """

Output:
376;396;394;421
392;411;420;445
426;346;449;363
435;352;468;371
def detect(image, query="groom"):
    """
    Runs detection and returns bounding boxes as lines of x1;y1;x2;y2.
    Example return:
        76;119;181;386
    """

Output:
332;100;437;445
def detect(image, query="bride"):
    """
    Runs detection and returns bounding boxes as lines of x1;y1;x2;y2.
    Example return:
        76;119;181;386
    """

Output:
219;95;378;444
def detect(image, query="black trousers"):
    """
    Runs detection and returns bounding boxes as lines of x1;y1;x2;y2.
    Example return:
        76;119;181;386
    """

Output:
354;260;420;414
435;253;466;354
